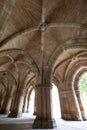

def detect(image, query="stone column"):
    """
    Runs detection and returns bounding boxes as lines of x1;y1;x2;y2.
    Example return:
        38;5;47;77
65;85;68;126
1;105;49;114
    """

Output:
60;88;81;120
8;89;24;117
0;95;12;114
23;95;27;113
33;90;37;115
33;84;56;129
75;89;87;120
0;95;3;109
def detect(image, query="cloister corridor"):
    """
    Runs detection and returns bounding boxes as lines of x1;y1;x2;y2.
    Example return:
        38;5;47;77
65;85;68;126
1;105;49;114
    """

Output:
0;0;87;129
0;84;87;130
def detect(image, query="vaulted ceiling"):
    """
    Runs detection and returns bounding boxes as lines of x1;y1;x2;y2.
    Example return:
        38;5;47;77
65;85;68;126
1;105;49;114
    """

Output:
0;0;87;90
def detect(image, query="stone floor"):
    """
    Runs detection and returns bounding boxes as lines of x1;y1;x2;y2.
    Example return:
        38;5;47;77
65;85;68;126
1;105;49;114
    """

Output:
0;114;87;130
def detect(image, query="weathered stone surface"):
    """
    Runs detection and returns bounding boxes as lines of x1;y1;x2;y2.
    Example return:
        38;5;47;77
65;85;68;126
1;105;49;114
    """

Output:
0;0;87;128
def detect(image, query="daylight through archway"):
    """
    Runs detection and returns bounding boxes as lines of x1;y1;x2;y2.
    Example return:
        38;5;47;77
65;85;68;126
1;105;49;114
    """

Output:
78;72;87;116
52;84;61;119
28;89;35;115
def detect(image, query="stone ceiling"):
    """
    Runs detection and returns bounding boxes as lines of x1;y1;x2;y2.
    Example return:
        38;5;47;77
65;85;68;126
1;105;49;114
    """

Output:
0;0;87;87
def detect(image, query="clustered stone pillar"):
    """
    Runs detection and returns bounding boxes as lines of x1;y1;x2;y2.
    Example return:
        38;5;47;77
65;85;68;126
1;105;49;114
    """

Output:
75;89;87;120
8;88;24;117
33;84;56;129
0;95;3;109
0;94;12;114
23;94;28;113
33;89;37;115
59;87;81;120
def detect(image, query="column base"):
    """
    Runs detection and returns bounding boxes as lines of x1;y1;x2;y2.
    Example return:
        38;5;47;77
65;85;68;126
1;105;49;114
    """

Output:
81;111;87;121
8;112;22;118
32;118;57;129
83;117;87;121
62;116;81;121
0;109;9;114
33;112;36;115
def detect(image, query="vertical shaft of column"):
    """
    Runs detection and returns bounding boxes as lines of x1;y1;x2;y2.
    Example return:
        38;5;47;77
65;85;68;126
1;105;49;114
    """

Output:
60;88;81;120
75;90;87;120
33;89;37;115
23;94;28;113
0;95;3;109
8;89;24;117
0;95;12;114
33;84;56;129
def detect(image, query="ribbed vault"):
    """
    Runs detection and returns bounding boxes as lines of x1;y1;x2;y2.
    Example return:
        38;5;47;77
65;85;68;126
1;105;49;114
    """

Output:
0;0;87;129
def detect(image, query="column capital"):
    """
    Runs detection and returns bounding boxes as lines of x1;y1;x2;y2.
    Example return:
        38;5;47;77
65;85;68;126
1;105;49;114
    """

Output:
36;83;52;89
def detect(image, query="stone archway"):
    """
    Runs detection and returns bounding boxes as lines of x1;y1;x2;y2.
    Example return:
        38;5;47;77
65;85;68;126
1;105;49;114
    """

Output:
0;71;17;114
73;67;87;120
0;49;39;118
48;37;87;121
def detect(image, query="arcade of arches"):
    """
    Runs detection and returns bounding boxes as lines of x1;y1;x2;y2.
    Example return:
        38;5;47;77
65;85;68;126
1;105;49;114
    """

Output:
0;0;87;129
